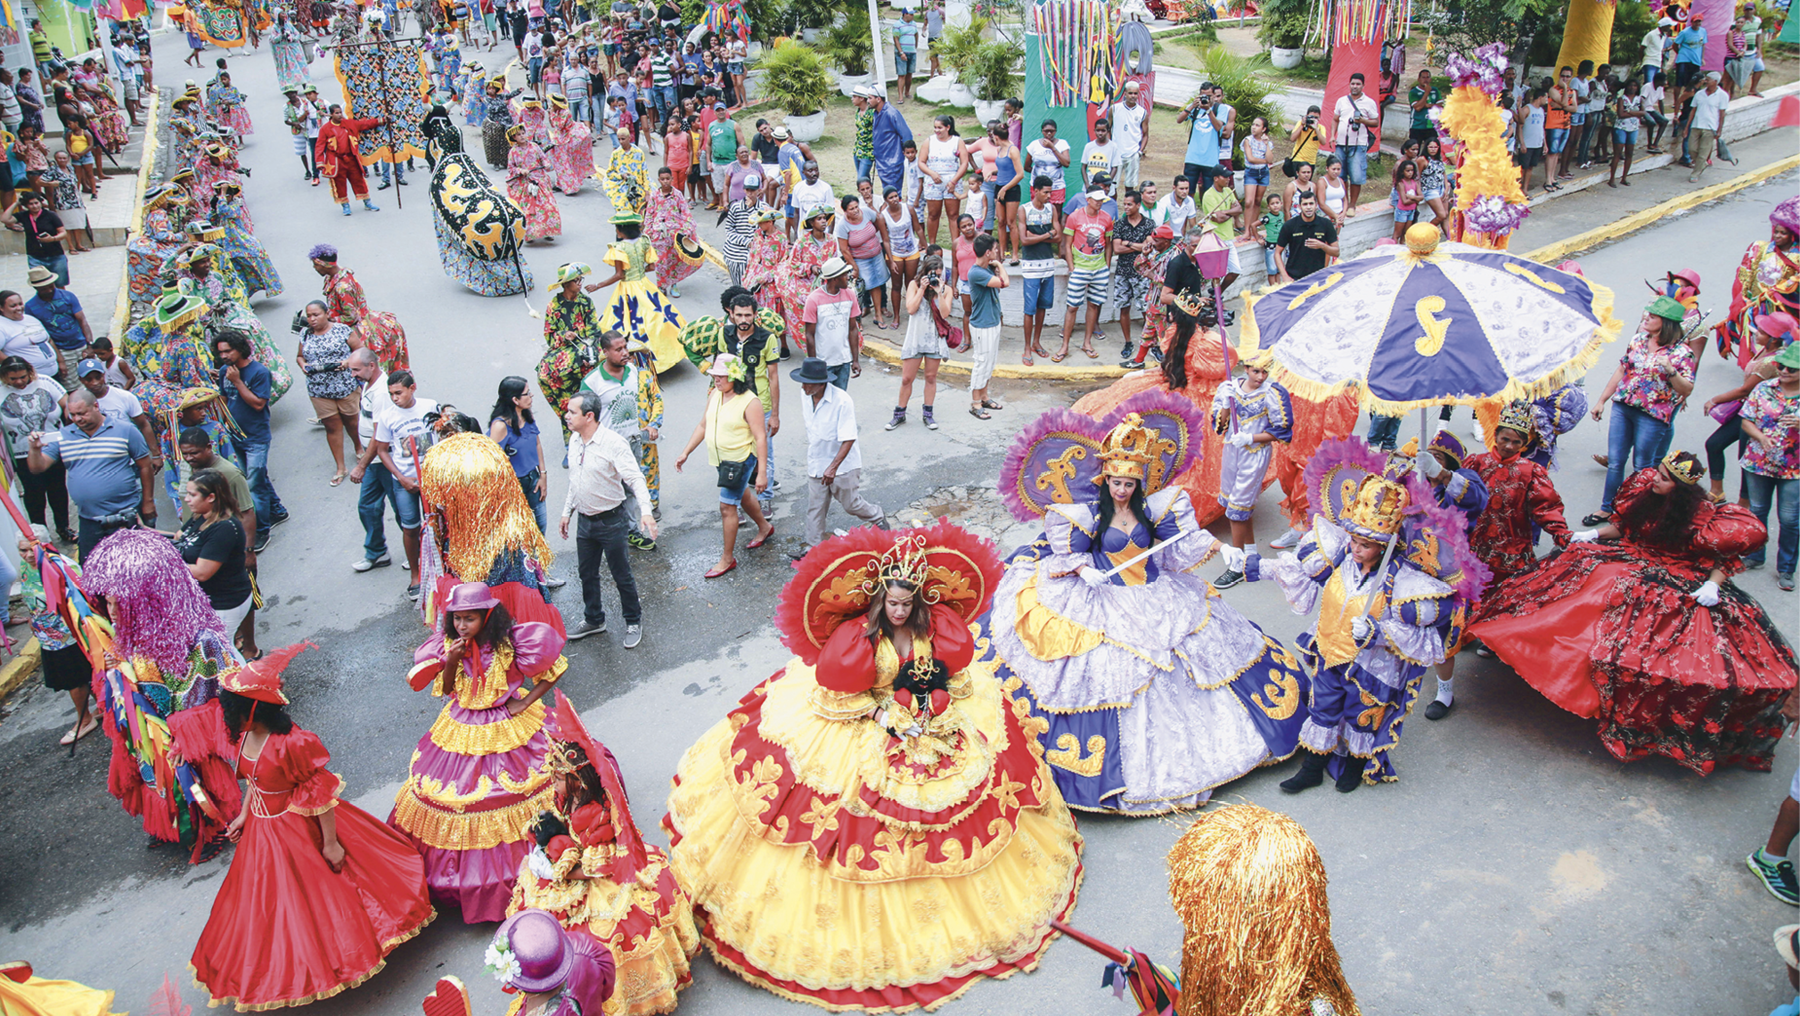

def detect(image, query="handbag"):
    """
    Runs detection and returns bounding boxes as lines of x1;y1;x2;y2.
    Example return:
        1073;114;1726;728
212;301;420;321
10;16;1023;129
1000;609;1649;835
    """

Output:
1283;127;1314;177
715;457;749;488
1709;398;1743;424
930;297;963;351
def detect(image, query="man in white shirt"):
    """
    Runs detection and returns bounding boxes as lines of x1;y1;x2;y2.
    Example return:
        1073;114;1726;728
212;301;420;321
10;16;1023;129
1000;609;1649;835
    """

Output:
364;369;438;600
1686;70;1732;183
1331;72;1380;213
560;389;656;647
1152;174;1199;240
1110;81;1148;189
787;159;833;242
77;359;157;458
1081;116;1121;195
790;356;884;555
802;259;863;389
346;349;404;575
1642;17;1674;84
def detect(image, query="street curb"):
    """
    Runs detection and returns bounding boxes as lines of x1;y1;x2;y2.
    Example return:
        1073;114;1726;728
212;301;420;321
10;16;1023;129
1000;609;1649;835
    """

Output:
0;638;44;704
1524;154;1800;266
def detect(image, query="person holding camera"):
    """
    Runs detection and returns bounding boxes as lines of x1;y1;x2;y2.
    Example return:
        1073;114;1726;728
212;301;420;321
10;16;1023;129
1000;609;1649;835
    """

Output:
1289;104;1323;173
1331;72;1381;216
1176;83;1223;195
889;246;954;431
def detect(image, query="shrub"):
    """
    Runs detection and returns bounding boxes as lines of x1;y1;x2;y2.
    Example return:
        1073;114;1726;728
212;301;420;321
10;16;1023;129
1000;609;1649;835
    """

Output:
756;39;832;116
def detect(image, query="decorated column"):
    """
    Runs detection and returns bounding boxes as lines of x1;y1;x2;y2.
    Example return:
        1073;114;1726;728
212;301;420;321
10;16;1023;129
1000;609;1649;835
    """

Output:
1554;0;1616;75
1023;0;1116;196
1440;44;1528;249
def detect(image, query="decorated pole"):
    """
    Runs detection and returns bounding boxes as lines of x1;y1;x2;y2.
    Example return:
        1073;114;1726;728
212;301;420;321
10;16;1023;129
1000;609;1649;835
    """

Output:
1317;0;1392;156
1439;43;1528;249
1553;0;1616;77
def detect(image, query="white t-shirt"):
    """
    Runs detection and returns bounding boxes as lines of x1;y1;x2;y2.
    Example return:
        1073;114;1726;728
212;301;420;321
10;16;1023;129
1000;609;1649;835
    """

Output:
358;371;393;444
1152;193;1197;236
101;356;131;391
1080;138;1120;188
374;396;440;477
790;178;833;217
1690;86;1730;132
1110;100;1146;153
1333;93;1378;148
802;288;860;367
1025;137;1071;190
93;386;144;426
1214;101;1236;152
0;314;58;378
1642;28;1666;68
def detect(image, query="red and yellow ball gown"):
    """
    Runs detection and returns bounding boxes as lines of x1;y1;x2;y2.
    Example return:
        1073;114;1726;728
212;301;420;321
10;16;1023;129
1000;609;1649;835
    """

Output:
664;524;1084;1012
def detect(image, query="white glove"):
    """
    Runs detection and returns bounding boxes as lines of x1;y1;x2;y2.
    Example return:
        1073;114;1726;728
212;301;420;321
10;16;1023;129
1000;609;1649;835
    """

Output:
1350;615;1374;641
1218;544;1247;572
1079;566;1108;587
1419;450;1444;479
1690;580;1720;607
1570;529;1600;543
1228;431;1255;448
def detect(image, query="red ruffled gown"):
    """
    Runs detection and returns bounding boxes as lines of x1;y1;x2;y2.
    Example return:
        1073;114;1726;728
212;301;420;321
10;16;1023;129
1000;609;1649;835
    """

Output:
391;623;565;922
1471;470;1798;773
191;728;434;1011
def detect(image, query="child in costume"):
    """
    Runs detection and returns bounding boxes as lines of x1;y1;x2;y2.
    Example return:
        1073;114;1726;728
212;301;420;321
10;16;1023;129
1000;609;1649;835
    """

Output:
484;909;617;1016
391;581;567;923
1400;428;1491;721
512;693;699;1015
192;647;435;1011
1209;350;1293;588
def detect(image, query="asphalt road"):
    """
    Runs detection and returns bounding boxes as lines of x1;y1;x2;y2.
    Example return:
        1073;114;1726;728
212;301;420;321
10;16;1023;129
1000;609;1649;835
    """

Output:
1;31;1797;1016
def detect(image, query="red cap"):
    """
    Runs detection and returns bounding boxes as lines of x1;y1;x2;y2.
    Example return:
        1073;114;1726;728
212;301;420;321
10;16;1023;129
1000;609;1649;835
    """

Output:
1151;224;1175;240
1756;312;1799;342
220;642;314;705
1668;267;1701;288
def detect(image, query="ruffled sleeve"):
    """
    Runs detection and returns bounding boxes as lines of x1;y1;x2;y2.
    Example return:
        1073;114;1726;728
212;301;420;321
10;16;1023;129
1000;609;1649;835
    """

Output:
1692;501;1768;573
815;618;879;694
570;801;619;878
279;729;345;816
1265;384;1295;443
1148;489;1221;573
927;604;975;674
1527;464;1574;548
1044;504;1098;576
1264;524;1339;616
409;630;449;691
510;622;569;683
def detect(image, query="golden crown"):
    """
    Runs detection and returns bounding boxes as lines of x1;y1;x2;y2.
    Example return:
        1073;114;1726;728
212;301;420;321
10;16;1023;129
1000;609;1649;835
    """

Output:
1495;401;1536;439
875;534;931;589
1098;413;1156;483
1345;474;1409;537
1662;451;1703;486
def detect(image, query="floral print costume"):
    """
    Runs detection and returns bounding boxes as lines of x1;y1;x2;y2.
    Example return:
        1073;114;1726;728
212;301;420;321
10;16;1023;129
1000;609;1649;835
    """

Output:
547;105;596;195
507;140;562;242
740;230;788;320
645;187;698;292
212;194;282;298
539;292;601;440
323;267;411;373
602;143;648;218
776;231;835;342
126;207;186;311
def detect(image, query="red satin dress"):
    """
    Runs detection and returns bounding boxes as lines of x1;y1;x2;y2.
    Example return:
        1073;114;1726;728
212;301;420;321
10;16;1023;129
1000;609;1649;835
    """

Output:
190;729;435;1011
1471;471;1798;774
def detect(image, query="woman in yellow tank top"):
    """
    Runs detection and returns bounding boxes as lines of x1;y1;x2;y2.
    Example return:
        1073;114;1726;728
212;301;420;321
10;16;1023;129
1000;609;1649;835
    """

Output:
674;353;775;578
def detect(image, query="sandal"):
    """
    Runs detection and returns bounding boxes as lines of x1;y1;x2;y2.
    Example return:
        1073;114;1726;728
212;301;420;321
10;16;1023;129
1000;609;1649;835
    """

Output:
1082;346;1098;359
61;717;99;746
1022;352;1034;366
1051;351;1067;363
981;399;1005;411
969;405;991;420
330;471;347;487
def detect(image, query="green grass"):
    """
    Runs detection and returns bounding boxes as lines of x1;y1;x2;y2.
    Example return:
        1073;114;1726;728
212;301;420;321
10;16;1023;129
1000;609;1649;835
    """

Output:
1242;51;1330;85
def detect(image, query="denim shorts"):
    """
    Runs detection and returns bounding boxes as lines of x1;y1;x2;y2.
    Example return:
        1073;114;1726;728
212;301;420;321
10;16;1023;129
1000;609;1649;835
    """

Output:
895;51;916;75
1393;207;1417;223
1547;128;1569;154
1262;245;1279;276
726;61;744;75
1339;144;1369;185
957;277;970;296
1613;127;1638;144
1421;187;1443;200
1243;164;1270;186
1021;272;1057;312
394;485;422;528
717;451;759;504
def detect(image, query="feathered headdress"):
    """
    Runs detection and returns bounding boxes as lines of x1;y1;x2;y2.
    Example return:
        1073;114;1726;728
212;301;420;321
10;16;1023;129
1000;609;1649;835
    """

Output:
999;390;1205;520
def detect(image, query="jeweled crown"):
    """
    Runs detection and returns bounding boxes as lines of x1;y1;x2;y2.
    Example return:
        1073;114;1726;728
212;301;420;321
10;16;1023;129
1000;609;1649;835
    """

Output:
1346;475;1408;537
1097;413;1155;482
1495;400;1536;439
875;534;931;589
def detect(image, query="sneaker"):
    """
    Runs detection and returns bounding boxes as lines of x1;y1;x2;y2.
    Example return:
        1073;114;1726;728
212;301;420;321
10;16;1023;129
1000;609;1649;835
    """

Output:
568;619;607;639
1120;357;1144;369
353;553;392;573
341;204;352;216
922;408;938;430
1781;574;1796;592
627;532;657;551
1213;568;1245;590
885;409;907;431
253;531;271;553
623;624;642;649
1268;527;1304;551
269;510;291;528
542;575;567;589
1748;850;1800;905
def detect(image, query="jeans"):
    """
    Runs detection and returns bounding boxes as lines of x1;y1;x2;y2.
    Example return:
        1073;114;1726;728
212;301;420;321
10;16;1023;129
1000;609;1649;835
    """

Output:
576;505;640;626
855;156;874;182
1745;472;1800;575
571;95;593;125
980;179;998;231
358;459;402;559
654;84;676;124
378;160;406;184
1366;413;1402;451
761;409;777;507
1602;404;1671;510
518;468;547;532
77;515;135;562
234;440;286;536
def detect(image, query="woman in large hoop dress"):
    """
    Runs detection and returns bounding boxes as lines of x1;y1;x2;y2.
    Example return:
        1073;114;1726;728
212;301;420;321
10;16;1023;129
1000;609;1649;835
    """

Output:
391;581;566;923
511;692;700;1016
1470;451;1797;773
665;524;1084;1013
126;184;188;311
982;397;1311;813
507;124;562;243
590;212;685;373
192;650;434;1011
546;94;595;195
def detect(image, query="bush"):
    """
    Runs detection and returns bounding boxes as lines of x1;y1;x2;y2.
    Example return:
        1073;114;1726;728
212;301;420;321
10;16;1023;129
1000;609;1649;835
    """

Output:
681;0;792;42
756;39;832;116
1188;43;1280;162
1608;0;1657;72
967;38;1023;100
1255;0;1309;49
824;7;874;74
933;18;988;71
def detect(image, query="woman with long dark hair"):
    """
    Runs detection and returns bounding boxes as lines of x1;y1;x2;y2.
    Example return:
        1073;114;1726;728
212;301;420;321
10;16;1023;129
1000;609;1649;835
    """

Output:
192;649;433;1010
390;580;568;922
1472;450;1798;774
918;114;968;245
488;375;548;533
171;469;258;658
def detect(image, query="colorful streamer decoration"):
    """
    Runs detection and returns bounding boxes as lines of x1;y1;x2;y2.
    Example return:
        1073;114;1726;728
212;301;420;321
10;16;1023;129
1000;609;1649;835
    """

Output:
1029;0;1117;108
700;0;750;42
1319;0;1409;47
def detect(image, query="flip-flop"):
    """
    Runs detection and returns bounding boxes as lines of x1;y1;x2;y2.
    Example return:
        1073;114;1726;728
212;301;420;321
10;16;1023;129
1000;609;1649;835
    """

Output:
330;472;347;487
1051;351;1067;363
1082;347;1099;359
705;561;738;579
1022;354;1034;366
748;525;776;549
981;399;1005;411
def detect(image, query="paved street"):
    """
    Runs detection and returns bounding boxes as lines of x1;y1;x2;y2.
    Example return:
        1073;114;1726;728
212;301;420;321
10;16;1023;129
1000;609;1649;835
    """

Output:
1;32;1797;1016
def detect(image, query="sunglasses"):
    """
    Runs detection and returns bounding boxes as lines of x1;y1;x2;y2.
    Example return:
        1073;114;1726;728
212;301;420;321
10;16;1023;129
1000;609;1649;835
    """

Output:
1778;364;1799;373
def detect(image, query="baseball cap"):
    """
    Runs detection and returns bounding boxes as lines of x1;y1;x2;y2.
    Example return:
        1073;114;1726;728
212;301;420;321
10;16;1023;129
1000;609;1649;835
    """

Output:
1086;187;1107;201
77;357;105;377
743;173;761;188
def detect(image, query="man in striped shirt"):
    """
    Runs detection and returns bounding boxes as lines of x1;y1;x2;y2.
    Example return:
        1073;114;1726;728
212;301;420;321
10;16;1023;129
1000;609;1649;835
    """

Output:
647;40;677;137
28;388;156;560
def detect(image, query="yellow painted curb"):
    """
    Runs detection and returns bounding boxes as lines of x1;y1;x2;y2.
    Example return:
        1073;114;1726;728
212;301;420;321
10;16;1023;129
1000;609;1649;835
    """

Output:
1525;154;1800;265
861;334;1132;382
109;93;161;343
0;637;44;703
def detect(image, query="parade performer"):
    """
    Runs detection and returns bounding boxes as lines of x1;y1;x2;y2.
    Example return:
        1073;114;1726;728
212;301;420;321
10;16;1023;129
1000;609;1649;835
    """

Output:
1166;804;1361;1016
740;208;789;322
168;93;205;168
645;167;699;297
0;962;120;1016
514;95;551;147
484;909;617;1016
778;205;838;347
315;106;385;215
194;142;245;199
545;94;595;195
601;126;648;217
1253;438;1486;793
590;212;686;373
460;63;489;126
124;286;221;423
512;694;699;1016
392;580;567;923
665;524;1084;1012
1209;349;1293;587
1471;451;1797;773
1398;430;1492;721
414;431;562;629
482;76;522;169
422;109;532;297
206;69;254;136
507;125;561;243
211;180;282;299
540;263;602;444
192;647;435;1011
983;399;1309;813
82;529;245;859
1717;195;1800;368
579;330;665;529
169;239;294;400
125;184;189;311
1462;403;1574;582
1471;383;1588;472
310;244;411;373
160;387;241;504
270;14;311;90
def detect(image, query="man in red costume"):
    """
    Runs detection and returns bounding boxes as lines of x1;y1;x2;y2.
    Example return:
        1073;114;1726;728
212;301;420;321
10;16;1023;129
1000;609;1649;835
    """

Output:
314;104;386;216
1466;401;1576;581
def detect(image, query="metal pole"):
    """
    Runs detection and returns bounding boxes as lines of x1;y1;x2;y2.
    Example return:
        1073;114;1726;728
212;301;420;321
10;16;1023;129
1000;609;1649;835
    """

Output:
868;0;886;92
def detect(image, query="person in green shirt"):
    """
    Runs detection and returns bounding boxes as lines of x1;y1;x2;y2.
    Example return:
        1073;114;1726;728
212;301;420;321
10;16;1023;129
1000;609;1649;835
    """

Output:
1197;167;1242;289
1739;1;1765;97
1408;69;1441;145
28;21;50;74
706;104;741;212
852;86;876;183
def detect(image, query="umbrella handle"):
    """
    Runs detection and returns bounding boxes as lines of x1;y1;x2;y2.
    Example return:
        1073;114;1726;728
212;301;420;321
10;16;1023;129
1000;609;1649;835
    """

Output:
1050;920;1132;965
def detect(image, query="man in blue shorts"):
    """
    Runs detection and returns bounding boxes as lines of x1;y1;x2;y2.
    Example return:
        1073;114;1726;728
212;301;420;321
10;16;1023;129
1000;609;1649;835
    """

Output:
889;8;920;103
1016;175;1061;365
1331;71;1380;212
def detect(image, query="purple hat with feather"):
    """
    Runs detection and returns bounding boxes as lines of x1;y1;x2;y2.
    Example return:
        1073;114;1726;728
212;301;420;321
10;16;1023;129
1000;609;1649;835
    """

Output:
1772;196;1800;238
